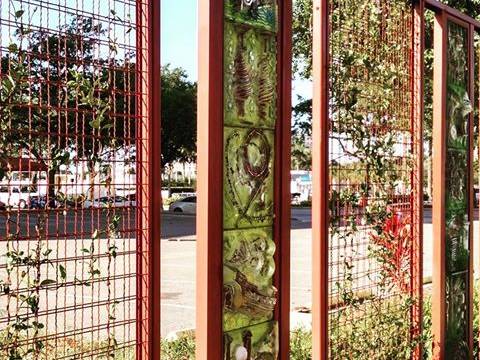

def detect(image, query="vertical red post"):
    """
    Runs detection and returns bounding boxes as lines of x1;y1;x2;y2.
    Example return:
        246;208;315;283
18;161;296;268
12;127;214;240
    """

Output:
136;0;162;359
412;1;425;359
196;0;224;359
467;23;475;358
276;1;293;359
432;11;447;359
312;0;329;359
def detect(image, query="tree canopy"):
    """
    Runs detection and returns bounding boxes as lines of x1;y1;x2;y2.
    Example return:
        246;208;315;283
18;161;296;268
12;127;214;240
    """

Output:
161;65;197;169
291;0;480;139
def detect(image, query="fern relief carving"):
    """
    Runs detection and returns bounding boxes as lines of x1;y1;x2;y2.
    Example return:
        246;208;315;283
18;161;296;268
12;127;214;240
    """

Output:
234;31;252;117
257;38;275;122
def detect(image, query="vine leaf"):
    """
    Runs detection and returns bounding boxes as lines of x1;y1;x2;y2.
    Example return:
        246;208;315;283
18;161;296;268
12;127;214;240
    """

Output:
39;279;56;287
14;10;25;19
58;265;67;281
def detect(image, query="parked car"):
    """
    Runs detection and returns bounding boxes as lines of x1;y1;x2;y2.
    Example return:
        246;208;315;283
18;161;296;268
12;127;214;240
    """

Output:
28;195;58;209
125;193;136;207
0;200;5;211
291;192;302;205
28;195;48;209
84;196;130;209
0;186;37;209
169;196;196;214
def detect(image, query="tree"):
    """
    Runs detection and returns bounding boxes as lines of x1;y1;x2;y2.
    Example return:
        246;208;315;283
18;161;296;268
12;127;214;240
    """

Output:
161;65;197;179
291;0;480;195
291;95;312;170
1;15;135;201
291;135;312;170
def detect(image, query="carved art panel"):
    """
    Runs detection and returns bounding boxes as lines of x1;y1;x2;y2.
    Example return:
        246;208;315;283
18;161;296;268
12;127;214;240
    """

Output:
444;20;471;359
223;1;279;357
225;0;277;32
224;22;277;129
224;127;274;229
223;228;277;331
445;272;469;359
223;321;278;360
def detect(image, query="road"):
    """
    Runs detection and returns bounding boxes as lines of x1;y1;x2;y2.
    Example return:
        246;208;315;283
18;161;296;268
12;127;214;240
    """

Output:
0;207;310;239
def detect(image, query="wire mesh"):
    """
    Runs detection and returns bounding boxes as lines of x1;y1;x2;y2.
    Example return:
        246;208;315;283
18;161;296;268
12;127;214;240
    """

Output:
0;0;143;358
327;0;418;357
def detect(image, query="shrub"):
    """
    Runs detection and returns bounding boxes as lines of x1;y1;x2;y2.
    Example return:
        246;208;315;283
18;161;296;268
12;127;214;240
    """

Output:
290;328;312;360
161;336;195;360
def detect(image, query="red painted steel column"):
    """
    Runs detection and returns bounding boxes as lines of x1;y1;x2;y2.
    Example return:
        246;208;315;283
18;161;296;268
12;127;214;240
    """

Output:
312;0;329;359
467;23;475;358
276;1;293;359
412;1;425;359
432;11;447;360
136;0;162;359
196;0;224;358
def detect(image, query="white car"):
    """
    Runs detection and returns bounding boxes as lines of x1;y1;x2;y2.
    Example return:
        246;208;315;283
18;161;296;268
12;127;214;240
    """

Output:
169;196;196;214
84;196;131;209
0;186;38;209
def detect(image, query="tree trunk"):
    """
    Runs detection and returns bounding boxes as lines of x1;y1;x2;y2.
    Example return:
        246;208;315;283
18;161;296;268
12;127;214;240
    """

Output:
47;168;56;202
88;161;97;201
167;167;172;197
426;141;433;202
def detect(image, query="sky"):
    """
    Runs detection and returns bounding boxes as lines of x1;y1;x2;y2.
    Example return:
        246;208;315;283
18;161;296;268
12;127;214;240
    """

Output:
161;0;199;80
161;1;312;103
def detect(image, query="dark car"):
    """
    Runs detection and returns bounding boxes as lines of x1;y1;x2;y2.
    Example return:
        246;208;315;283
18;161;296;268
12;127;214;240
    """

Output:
0;200;5;211
28;196;58;209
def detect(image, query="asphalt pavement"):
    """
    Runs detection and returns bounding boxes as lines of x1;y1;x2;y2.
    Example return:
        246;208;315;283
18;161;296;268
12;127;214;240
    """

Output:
0;207;443;240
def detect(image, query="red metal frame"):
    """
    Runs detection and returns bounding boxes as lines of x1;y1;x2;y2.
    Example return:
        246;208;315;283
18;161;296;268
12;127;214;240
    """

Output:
274;1;293;358
432;11;447;358
412;1;425;358
136;0;162;359
196;0;224;358
0;0;161;358
425;0;480;29
313;1;422;358
431;8;476;359
196;0;292;358
312;0;329;358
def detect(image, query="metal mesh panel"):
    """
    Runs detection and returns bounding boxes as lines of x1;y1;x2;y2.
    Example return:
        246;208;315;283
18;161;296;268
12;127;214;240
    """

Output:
327;0;418;357
0;0;143;358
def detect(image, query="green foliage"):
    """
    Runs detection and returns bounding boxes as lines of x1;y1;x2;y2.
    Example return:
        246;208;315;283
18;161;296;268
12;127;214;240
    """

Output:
292;0;313;80
290;328;312;360
161;336;196;360
330;296;417;360
161;65;197;169
291;135;312;170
